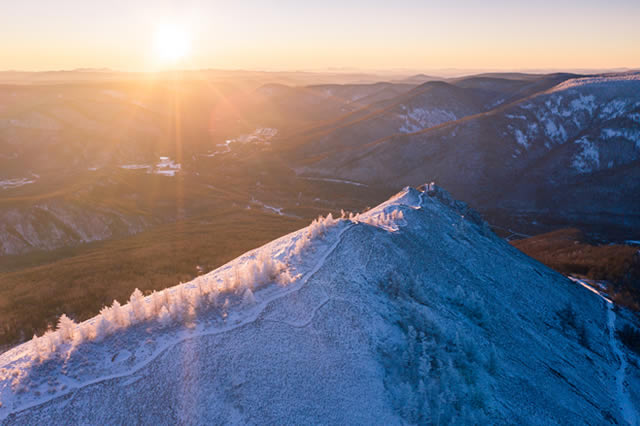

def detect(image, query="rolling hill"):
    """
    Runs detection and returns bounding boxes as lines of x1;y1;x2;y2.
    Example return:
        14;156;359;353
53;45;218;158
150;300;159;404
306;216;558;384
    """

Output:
296;72;640;238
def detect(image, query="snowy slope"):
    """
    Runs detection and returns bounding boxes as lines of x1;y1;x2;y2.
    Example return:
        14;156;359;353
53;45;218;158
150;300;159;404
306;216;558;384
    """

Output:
1;185;638;424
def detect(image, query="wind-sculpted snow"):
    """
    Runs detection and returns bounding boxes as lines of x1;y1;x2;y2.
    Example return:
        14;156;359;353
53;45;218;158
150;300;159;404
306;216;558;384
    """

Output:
0;185;636;424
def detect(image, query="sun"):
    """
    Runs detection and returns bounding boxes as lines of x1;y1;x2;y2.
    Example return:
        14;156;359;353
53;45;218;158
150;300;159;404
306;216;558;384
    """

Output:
153;24;191;63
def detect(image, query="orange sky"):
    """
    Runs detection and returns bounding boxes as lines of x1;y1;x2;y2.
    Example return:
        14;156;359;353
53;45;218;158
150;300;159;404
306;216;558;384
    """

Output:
2;0;639;72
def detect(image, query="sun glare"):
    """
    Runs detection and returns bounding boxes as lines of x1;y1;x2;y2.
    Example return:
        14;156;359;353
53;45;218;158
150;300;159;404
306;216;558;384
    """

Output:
153;24;191;63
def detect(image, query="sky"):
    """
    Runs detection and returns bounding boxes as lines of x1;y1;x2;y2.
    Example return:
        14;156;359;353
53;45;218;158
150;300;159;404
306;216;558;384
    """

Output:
1;0;639;72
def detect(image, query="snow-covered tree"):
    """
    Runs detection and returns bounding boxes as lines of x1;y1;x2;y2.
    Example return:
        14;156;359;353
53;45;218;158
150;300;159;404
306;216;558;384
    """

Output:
290;213;340;259
109;300;129;328
31;334;44;361
189;285;205;313
169;286;187;320
93;315;110;341
207;290;219;308
149;290;166;317
158;306;171;327
56;314;76;343
76;322;92;344
242;288;256;306
41;330;59;355
129;288;147;322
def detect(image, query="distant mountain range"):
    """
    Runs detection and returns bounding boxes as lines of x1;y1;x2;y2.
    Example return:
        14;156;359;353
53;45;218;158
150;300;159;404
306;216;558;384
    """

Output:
291;72;640;238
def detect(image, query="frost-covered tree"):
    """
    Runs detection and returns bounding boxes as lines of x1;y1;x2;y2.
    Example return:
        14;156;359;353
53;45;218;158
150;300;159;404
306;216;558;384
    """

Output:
110;300;129;328
149;290;166;317
189;285;205;313
129;288;147;322
76;322;92;344
290;213;340;259
93;315;110;341
207;291;219;308
243;288;256;306
221;273;232;292
56;314;76;343
31;334;44;361
358;208;404;230
169;286;188;320
41;330;59;355
158;306;171;327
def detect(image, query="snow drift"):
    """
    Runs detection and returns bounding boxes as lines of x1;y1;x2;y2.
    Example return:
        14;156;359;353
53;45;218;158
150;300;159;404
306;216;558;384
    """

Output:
0;185;638;424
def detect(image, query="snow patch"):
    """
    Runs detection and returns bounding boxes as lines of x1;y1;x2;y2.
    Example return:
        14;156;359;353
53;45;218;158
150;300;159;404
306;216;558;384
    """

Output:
301;177;368;187
251;198;285;216
120;157;181;176
543;118;567;142
155;157;180;176
506;114;527;120
572;137;600;173
601;128;640;149
235;128;278;144
0;177;36;190
569;94;596;115
398;108;457;133
601;100;631;120
513;128;529;149
120;164;150;171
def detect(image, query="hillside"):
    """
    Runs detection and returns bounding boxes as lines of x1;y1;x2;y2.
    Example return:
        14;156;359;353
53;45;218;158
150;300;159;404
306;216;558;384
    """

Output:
297;72;640;237
287;73;577;158
1;185;638;424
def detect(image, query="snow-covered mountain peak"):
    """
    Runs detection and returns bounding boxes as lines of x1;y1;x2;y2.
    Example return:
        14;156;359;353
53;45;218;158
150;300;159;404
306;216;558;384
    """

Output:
1;185;637;424
0;186;424;419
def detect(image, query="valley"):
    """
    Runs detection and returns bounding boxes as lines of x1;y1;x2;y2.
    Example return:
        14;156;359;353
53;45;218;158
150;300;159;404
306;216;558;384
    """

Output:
0;69;638;380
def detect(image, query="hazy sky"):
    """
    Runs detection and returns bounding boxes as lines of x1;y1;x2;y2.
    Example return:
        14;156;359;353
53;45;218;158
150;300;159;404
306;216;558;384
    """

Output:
2;0;639;71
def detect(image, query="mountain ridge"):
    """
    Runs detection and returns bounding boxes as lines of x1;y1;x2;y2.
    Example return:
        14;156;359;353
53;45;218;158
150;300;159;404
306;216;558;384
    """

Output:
1;185;637;424
297;72;640;237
